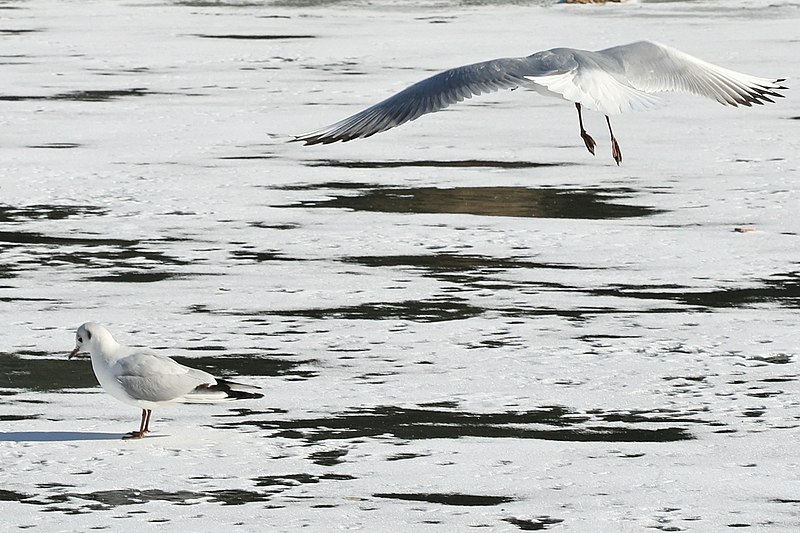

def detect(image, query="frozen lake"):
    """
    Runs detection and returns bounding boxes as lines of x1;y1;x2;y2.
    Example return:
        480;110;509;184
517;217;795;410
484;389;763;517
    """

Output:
1;0;799;531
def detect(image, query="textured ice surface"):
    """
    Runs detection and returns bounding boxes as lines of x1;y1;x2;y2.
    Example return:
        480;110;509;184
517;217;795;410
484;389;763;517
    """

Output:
1;0;799;531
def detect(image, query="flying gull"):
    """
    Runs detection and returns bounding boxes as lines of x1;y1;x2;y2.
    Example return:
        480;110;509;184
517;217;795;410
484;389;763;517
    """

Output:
294;41;786;164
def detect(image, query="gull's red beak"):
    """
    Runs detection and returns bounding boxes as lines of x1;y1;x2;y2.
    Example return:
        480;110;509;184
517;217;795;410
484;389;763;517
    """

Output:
69;347;81;359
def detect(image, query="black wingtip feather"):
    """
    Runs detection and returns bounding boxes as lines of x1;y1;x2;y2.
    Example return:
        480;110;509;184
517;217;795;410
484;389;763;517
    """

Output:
201;379;264;400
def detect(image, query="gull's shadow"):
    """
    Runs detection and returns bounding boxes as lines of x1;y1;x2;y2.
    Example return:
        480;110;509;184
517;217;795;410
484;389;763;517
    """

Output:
0;431;122;442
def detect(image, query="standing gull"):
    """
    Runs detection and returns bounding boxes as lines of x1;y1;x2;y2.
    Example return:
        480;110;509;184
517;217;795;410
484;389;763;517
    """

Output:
69;322;263;439
294;40;786;164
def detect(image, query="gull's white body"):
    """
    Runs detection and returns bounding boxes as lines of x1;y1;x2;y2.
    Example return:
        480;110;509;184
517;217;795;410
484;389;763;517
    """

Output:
84;325;226;410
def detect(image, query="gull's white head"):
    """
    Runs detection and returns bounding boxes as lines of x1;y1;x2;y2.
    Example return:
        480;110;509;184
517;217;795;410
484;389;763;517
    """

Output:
69;322;113;359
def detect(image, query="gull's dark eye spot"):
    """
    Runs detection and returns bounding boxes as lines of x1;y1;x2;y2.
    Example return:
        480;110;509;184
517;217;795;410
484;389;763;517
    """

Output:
77;336;83;343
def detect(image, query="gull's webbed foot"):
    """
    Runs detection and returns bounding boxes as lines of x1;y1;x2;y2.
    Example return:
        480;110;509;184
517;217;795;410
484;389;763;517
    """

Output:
611;138;622;165
580;131;596;156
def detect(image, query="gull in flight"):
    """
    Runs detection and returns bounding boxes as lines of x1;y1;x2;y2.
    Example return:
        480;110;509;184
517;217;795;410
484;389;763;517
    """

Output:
294;41;786;164
69;322;263;439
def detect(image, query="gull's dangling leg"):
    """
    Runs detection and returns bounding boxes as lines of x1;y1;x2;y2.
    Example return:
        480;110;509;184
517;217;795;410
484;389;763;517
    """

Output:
606;115;622;165
576;103;596;156
123;409;151;440
143;409;152;433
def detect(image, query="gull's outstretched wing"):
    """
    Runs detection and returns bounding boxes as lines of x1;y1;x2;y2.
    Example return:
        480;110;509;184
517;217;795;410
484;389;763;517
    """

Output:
294;56;543;145
598;40;786;108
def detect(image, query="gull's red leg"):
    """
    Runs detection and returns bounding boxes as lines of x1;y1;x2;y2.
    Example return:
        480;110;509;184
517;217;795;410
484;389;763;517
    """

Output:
122;409;151;440
606;115;622;165
576;103;596;155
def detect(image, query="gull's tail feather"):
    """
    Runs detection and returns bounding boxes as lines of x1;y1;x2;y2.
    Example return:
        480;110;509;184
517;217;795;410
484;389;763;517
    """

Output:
183;379;264;403
214;379;265;400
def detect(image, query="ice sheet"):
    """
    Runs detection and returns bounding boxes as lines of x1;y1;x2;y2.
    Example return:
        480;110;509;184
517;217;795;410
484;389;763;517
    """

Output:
1;0;799;531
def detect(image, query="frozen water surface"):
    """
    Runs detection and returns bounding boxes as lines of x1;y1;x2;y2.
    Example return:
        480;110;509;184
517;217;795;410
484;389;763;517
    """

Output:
1;0;799;531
